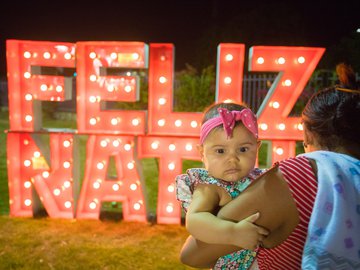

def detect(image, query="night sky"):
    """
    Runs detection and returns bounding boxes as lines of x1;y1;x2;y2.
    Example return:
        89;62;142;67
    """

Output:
0;0;359;77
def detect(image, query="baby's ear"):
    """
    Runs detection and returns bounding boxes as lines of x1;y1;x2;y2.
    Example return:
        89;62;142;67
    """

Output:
196;144;204;159
257;140;262;149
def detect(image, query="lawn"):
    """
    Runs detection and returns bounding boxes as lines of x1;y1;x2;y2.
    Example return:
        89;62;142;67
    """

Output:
0;216;194;269
0;109;9;214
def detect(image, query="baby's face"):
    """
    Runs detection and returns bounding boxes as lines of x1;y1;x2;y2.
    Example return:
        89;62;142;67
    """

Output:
199;123;259;182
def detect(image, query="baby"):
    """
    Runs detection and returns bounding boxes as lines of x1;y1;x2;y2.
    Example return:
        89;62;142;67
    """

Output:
176;102;268;269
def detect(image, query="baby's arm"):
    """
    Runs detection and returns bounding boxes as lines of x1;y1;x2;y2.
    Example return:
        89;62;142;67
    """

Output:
180;235;236;268
180;213;267;268
186;183;267;249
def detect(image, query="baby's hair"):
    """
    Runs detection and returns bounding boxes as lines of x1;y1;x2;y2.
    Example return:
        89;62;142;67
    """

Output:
302;63;360;152
202;102;250;124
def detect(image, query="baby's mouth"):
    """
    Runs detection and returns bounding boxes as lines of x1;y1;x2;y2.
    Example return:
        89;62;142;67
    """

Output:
224;168;240;174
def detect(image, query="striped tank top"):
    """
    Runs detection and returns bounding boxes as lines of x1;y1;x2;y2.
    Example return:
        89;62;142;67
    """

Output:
257;156;318;270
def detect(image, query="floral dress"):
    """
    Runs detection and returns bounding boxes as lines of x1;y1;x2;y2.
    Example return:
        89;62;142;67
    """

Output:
176;168;265;270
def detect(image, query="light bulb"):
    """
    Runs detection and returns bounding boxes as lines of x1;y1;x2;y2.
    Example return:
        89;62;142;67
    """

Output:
257;57;265;64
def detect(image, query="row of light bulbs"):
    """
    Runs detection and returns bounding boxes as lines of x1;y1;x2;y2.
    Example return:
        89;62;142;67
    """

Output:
22;50;143;62
23;49;306;64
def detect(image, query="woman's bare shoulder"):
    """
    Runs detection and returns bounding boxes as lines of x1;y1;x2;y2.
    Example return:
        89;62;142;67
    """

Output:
255;163;290;193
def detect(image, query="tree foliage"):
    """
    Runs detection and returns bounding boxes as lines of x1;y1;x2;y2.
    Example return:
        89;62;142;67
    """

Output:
174;64;216;112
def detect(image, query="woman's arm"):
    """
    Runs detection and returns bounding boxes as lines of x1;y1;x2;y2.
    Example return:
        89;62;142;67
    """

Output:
217;165;299;248
180;166;300;266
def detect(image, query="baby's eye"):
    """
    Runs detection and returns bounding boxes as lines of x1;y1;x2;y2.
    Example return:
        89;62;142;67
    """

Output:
239;147;248;153
215;149;225;154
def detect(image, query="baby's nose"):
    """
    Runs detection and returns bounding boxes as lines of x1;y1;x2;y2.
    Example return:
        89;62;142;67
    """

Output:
228;152;240;162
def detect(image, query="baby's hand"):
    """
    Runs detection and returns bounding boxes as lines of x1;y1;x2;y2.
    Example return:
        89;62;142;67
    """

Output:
230;212;269;250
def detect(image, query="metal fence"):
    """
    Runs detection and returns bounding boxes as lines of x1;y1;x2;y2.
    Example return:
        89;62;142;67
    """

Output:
241;71;341;112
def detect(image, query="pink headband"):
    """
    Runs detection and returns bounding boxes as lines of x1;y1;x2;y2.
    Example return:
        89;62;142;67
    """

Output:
200;108;258;144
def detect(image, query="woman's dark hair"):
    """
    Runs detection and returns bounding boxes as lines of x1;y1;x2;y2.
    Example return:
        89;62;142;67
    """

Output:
302;63;360;153
335;63;358;89
201;102;249;124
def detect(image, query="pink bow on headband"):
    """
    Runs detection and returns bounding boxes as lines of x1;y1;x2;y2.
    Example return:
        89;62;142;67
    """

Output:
200;108;258;144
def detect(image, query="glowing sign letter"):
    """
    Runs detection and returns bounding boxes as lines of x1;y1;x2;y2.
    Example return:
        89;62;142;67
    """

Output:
76;42;148;135
7;132;78;218
249;46;325;162
76;135;146;221
147;44;202;136
6;40;75;131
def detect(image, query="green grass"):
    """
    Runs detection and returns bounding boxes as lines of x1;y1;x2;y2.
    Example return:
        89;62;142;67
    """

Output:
0;109;9;215
0;216;194;269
